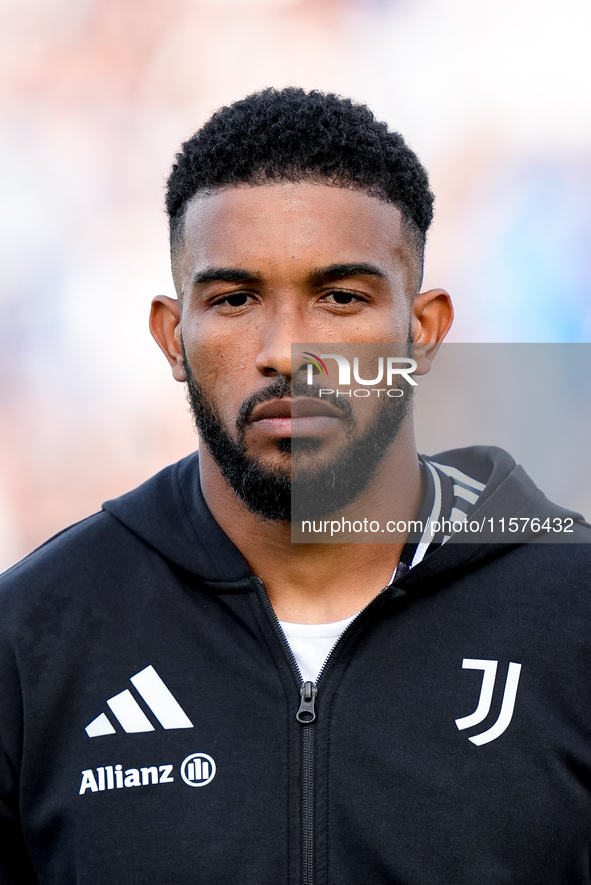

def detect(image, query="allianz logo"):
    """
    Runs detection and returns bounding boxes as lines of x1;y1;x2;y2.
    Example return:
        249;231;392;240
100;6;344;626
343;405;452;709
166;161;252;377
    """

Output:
79;752;216;796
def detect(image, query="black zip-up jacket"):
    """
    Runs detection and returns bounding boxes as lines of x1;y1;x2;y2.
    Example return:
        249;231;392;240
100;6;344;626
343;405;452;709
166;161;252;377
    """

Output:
1;446;591;884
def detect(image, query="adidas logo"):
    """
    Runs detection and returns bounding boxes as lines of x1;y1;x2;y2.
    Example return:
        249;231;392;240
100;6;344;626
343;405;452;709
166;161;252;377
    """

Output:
85;665;193;737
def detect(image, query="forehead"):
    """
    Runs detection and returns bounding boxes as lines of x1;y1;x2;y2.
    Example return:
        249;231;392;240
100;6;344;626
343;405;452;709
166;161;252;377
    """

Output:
175;182;410;288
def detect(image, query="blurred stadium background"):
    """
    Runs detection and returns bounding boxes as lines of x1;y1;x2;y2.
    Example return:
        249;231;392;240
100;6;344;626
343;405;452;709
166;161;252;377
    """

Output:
1;0;590;570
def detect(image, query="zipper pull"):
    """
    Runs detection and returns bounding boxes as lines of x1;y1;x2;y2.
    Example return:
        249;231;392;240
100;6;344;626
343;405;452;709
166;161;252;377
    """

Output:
296;681;318;723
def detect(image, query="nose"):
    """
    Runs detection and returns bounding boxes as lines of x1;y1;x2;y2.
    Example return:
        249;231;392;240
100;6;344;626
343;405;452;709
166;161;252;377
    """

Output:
254;302;309;379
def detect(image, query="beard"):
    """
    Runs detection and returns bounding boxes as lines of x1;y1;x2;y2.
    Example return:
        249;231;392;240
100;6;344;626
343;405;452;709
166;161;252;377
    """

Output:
183;347;413;522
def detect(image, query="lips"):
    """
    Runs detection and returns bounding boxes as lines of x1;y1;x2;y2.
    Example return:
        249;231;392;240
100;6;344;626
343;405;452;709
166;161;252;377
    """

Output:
248;397;342;437
249;397;341;422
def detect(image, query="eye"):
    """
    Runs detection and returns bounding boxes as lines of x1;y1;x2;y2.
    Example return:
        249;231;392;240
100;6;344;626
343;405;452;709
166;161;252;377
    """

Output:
219;293;250;307
320;290;366;306
331;292;357;304
210;291;257;311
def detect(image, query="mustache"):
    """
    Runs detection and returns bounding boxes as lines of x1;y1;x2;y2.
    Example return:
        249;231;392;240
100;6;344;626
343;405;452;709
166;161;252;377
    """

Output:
236;377;354;432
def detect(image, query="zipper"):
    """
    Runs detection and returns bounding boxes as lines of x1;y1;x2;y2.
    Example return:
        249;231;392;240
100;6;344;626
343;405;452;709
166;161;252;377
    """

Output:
313;578;401;688
253;575;403;885
296;681;317;723
253;572;403;689
253;576;303;684
299;687;316;885
253;577;318;885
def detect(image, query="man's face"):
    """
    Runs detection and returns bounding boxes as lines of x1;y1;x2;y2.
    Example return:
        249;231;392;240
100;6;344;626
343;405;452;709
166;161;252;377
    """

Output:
161;182;437;520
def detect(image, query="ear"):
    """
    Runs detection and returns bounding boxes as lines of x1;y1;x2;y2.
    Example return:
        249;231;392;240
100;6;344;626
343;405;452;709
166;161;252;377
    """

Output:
149;296;186;382
410;288;453;375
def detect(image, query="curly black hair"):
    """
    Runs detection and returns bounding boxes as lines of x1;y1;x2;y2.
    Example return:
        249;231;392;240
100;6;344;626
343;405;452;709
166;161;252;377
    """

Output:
166;88;434;286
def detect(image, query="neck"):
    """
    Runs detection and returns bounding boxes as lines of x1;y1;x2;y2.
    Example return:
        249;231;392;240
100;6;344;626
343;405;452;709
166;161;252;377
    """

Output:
199;424;422;624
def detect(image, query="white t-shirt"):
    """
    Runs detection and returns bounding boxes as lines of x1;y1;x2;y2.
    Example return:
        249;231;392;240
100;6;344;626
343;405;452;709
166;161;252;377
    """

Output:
279;615;358;683
278;565;399;683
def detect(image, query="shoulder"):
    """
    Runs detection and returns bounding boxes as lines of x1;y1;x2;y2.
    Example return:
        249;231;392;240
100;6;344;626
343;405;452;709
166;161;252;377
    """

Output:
0;510;145;633
511;533;591;577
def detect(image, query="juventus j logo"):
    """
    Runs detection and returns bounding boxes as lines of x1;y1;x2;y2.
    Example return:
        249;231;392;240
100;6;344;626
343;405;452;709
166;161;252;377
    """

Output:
455;659;521;746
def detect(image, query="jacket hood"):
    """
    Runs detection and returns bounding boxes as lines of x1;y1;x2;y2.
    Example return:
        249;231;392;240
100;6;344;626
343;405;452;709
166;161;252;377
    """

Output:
103;454;252;586
399;445;590;590
102;447;589;591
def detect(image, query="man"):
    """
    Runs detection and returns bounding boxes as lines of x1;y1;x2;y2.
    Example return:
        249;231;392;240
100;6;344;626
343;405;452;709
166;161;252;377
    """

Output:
0;88;590;884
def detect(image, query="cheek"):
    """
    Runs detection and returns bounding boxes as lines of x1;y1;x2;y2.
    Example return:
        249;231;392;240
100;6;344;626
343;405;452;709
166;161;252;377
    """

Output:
184;328;256;422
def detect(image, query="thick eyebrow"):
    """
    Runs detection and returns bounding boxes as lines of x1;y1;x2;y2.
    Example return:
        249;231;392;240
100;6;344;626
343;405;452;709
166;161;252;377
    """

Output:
308;262;387;284
191;262;386;288
192;267;260;286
